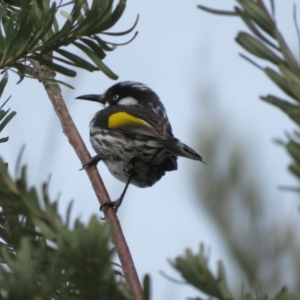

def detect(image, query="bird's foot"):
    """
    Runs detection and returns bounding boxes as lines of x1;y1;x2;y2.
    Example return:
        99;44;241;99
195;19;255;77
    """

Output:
100;198;122;212
80;154;108;170
99;171;132;220
99;198;122;220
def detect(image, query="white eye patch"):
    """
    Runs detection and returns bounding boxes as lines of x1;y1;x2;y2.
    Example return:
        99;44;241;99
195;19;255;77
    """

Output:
117;96;138;106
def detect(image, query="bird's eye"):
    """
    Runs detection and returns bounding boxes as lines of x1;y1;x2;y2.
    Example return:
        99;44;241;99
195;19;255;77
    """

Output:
112;95;119;101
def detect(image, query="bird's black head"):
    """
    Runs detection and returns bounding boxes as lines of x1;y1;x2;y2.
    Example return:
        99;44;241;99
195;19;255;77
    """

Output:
76;81;161;108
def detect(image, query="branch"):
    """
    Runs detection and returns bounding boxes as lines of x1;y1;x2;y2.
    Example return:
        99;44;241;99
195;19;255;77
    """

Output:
29;60;143;300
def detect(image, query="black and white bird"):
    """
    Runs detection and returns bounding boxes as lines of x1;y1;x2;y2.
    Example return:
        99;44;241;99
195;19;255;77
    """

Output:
77;81;205;212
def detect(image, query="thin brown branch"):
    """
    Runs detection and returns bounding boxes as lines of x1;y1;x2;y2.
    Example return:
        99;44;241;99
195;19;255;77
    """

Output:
29;60;143;300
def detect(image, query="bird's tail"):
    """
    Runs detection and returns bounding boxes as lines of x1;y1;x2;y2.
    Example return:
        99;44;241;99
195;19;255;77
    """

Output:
160;138;206;163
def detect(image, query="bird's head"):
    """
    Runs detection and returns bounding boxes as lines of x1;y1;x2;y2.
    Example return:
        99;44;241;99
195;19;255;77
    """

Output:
76;81;160;108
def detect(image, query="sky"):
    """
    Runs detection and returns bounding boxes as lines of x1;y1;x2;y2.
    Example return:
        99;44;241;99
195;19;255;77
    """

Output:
1;1;300;299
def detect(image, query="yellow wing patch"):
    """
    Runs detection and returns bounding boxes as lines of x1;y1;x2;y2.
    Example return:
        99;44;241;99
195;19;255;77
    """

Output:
108;112;150;128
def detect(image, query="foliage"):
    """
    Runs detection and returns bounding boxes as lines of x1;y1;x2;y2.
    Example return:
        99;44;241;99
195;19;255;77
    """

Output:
0;0;138;85
172;246;234;300
171;97;298;300
0;157;132;299
0;0;137;298
0;72;16;143
198;0;300;182
167;1;300;300
172;246;297;300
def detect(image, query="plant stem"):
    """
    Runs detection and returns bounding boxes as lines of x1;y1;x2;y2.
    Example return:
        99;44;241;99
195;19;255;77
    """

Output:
29;60;144;300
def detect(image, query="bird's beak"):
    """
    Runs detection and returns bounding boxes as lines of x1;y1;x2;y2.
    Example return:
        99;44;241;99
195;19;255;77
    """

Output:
76;94;105;104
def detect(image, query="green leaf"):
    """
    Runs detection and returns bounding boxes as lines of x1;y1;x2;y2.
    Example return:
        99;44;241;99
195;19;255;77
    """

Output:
52;14;59;33
284;164;300;180
286;142;300;163
0;159;19;195
237;0;275;38
244;293;255;300
236;32;282;65
95;58;118;79
80;38;106;59
197;5;237;16
275;64;300;102
32;218;56;240
0;111;16;133
171;247;234;300
0;17;15;65
236;7;278;50
0;3;9;20
0;72;8;98
101;14;139;36
33;55;77;77
97;0;126;32
276;29;300;73
11;62;26;83
0;0;134;81
26;2;56;48
55;48;98;71
73;41;117;79
278;63;300;87
0;28;6;52
51;55;77;67
93;35;116;51
0;137;8;143
264;67;299;101
7;3;36;58
32;75;75;89
142;274;151;300
261;95;300;126
273;286;297;300
80;0;113;34
42;25;73;48
0;109;9;121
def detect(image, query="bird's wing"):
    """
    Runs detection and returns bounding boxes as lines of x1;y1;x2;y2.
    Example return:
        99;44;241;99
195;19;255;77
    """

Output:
105;107;166;139
160;138;205;162
96;107;205;163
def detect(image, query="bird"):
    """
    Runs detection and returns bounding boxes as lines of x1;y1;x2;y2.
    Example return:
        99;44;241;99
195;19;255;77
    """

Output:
76;81;205;213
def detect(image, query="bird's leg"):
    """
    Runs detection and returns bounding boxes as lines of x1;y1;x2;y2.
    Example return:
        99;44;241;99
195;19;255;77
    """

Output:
100;171;134;213
80;154;109;170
